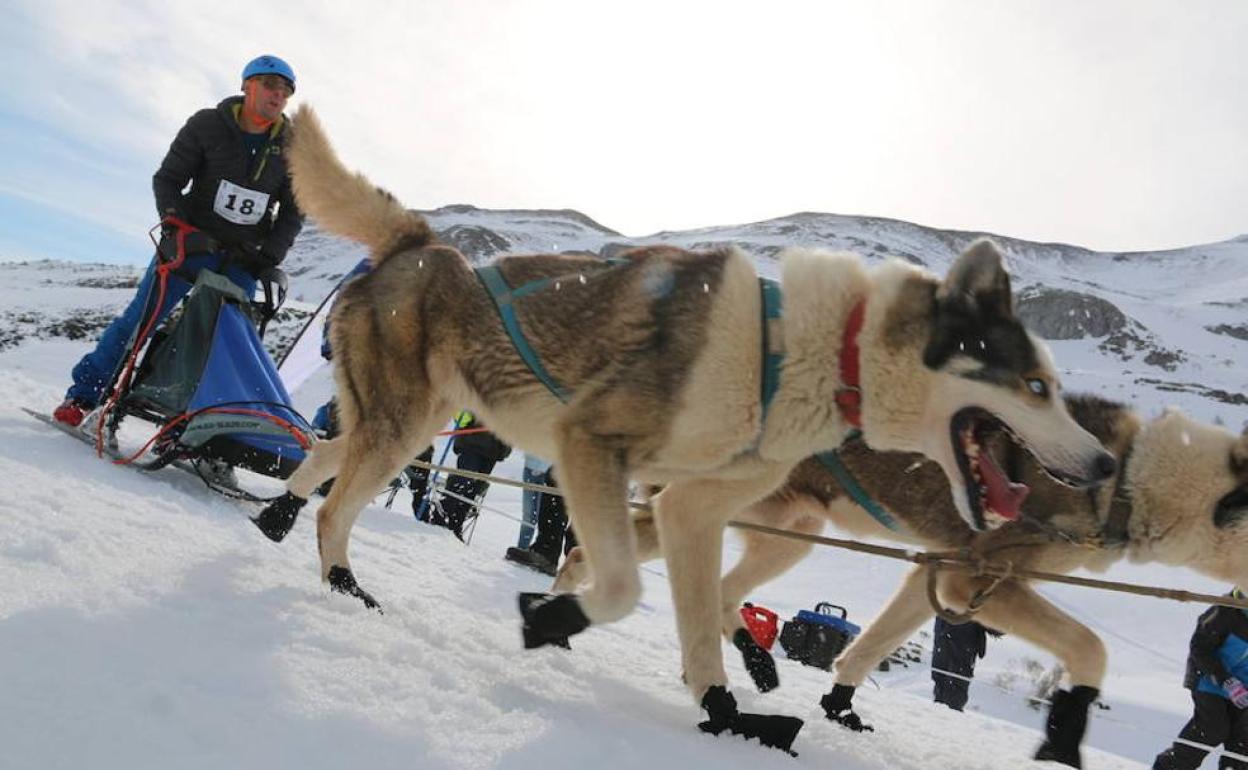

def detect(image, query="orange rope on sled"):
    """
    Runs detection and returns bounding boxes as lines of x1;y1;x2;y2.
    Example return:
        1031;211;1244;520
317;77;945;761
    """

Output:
113;406;314;466
94;216;193;457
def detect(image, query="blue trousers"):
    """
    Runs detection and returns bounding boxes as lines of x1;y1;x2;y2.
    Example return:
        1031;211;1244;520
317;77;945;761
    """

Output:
520;453;553;548
66;252;256;407
519;466;545;549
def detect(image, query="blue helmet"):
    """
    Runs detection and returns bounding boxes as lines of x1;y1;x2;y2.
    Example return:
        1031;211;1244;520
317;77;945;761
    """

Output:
241;55;296;92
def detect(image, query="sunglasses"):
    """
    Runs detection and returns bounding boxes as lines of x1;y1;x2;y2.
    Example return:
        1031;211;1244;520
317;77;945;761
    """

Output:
252;74;294;96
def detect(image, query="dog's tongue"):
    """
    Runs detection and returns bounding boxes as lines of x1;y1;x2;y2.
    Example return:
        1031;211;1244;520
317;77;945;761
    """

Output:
979;450;1029;520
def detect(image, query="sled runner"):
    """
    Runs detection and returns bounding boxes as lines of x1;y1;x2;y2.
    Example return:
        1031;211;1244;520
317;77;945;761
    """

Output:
23;406;253;500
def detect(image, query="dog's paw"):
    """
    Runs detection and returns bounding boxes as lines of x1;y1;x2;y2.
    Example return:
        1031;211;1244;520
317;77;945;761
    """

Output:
826;709;874;733
699;685;803;754
518;592;588;649
251;492;306;542
732;628;780;692
820;685;873;732
327;565;383;613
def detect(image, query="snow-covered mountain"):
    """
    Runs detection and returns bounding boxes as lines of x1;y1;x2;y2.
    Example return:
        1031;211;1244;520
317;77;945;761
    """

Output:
19;205;1237;423
338;207;1248;423
1;208;1246;769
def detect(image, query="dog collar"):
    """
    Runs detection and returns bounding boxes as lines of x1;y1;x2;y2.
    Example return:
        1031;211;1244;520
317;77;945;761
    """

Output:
759;278;784;419
1097;444;1134;546
835;301;866;429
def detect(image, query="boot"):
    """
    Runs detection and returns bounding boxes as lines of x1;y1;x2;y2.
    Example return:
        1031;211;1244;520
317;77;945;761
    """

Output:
733;628;779;692
53;398;92;428
698;685;803;754
1033;685;1098;768
196;457;238;489
505;547;557;576
509;472;567;575
821;684;874;732
251;492;306;542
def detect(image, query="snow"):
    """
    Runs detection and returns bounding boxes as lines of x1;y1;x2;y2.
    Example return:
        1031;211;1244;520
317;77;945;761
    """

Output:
1;222;1246;769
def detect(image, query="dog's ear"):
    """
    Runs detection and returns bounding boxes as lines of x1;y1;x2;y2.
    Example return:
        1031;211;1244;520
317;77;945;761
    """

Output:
1233;426;1248;475
924;240;1015;368
1216;432;1248;528
938;239;1013;319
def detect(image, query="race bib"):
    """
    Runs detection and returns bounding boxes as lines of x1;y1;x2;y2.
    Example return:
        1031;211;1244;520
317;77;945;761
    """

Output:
213;180;271;226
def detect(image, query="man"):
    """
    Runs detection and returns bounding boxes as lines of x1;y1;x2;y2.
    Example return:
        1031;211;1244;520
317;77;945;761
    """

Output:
1154;591;1248;770
55;54;304;426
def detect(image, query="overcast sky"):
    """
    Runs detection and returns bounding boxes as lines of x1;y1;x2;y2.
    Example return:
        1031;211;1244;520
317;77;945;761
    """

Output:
1;0;1245;264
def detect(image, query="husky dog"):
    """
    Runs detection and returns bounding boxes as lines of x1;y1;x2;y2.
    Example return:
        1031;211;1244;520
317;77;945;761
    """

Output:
555;396;1248;766
255;103;1114;748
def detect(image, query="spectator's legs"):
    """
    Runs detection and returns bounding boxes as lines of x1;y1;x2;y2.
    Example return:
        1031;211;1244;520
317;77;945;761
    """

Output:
1153;692;1231;769
529;470;569;564
931;617;978;711
407;445;434;513
518;465;544;549
505;469;569;576
1221;701;1248;769
932;672;970;711
437;450;495;538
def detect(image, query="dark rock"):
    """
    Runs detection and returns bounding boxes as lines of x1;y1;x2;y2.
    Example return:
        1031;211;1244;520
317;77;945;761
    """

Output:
74;276;140;289
1207;324;1248;341
437;224;511;262
1135;378;1248;406
1017;287;1128;340
599;242;635;260
1143;348;1186;372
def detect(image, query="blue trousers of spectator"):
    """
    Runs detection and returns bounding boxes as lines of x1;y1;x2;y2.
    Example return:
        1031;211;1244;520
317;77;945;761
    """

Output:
519;466;545;549
519;453;552;548
66;252;256;407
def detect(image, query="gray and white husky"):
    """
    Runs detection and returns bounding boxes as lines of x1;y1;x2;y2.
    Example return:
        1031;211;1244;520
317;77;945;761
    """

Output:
255;103;1115;749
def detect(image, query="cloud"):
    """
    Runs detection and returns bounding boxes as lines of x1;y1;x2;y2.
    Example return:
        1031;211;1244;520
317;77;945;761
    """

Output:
2;0;1246;262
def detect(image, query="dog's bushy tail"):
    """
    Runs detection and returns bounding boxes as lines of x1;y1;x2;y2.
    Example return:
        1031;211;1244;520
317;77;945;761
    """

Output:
287;104;434;265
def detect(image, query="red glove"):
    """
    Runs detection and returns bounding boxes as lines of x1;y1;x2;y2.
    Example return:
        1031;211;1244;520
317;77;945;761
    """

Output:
1223;677;1248;708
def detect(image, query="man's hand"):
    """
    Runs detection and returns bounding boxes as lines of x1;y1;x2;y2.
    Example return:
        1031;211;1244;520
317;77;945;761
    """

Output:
1223;677;1248;708
157;220;214;261
229;243;278;275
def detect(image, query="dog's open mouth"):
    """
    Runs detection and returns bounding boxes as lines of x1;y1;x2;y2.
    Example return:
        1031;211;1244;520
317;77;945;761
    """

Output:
950;407;1030;529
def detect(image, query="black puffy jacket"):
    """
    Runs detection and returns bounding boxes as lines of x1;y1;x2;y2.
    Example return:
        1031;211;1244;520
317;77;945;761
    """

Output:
452;413;513;464
1184;603;1248;690
152;96;303;262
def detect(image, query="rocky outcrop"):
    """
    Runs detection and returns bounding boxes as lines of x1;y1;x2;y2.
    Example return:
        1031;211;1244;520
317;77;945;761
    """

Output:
1013;288;1188;372
1135;378;1248;406
1016;287;1128;339
1095;323;1186;372
1207;323;1248;342
437;224;511;262
0;308;118;352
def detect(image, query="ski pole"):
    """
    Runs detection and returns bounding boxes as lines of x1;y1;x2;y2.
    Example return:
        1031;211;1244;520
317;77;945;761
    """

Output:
414;411;470;522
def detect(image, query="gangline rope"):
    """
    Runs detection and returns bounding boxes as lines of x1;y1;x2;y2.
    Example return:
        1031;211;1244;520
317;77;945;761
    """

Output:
401;458;1248;614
